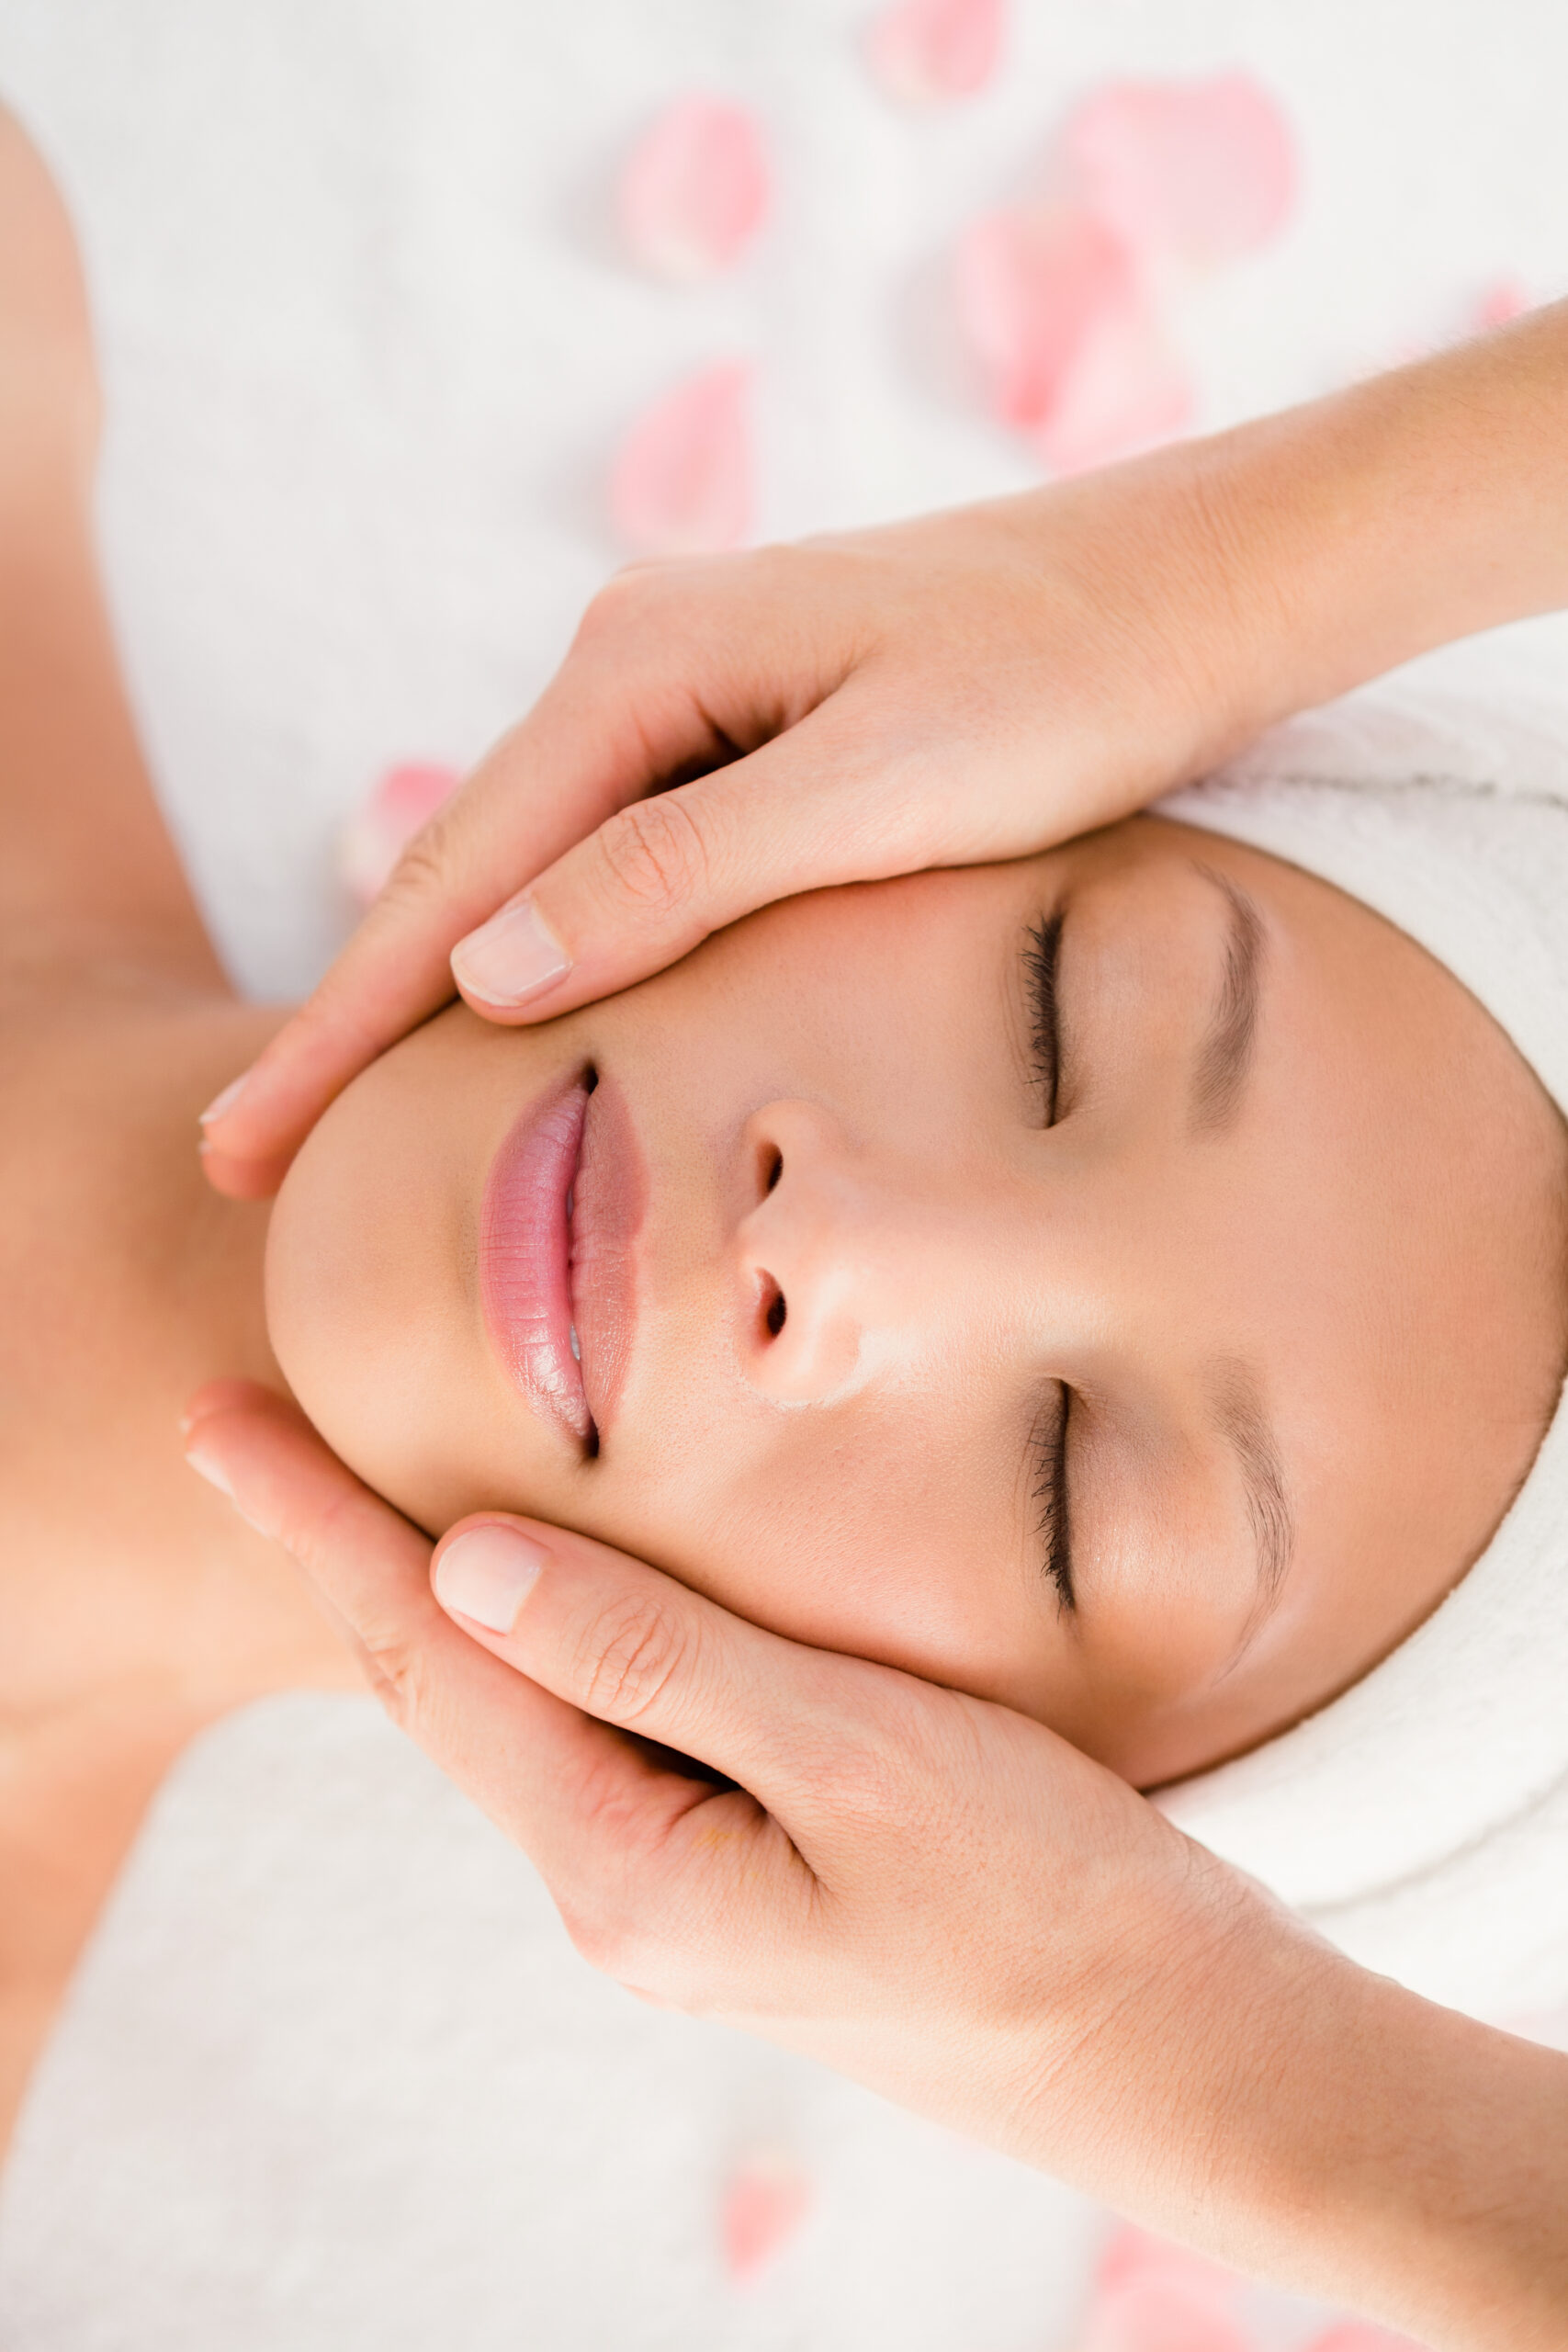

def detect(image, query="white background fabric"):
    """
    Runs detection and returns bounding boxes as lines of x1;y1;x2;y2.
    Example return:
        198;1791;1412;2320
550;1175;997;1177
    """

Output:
0;1696;1110;2352
4;0;1568;1002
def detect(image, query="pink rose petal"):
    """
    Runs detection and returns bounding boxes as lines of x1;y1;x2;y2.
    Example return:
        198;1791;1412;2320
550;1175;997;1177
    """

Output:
1039;287;1191;472
1097;2226;1247;2303
1078;2230;1254;2352
720;2153;811;2282
338;761;461;907
863;0;1004;105
608;360;753;555
1061;74;1296;266
955;203;1190;471
957;203;1132;429
621;96;769;280
1075;2276;1258;2352
1472;276;1528;331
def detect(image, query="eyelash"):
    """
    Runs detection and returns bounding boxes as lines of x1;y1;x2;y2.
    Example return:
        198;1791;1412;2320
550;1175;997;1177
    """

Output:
1032;1387;1074;1612
1023;912;1064;1124
1024;910;1073;1608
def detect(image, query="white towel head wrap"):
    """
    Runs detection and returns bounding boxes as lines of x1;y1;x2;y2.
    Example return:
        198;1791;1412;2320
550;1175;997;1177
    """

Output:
1151;685;1568;2032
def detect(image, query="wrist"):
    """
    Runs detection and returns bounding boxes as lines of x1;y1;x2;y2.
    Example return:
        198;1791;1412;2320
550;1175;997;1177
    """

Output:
1168;301;1568;754
1085;1849;1568;2348
984;438;1305;826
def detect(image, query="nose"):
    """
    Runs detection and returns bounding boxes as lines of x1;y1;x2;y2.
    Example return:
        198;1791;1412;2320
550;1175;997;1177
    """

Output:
735;1100;934;1403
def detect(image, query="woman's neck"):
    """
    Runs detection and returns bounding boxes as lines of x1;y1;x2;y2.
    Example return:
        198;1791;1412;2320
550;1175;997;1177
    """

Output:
0;962;362;2154
0;949;363;1699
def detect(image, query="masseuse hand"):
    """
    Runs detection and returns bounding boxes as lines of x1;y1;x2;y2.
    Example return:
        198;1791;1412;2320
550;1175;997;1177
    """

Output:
186;1383;1568;2352
200;301;1568;1201
197;463;1251;1195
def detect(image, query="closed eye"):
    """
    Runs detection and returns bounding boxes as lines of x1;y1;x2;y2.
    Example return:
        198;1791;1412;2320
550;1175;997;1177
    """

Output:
1024;912;1065;1124
1021;909;1073;1605
1032;1383;1074;1611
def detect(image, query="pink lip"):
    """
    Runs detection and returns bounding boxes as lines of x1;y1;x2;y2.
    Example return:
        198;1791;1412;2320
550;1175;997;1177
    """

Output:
480;1069;645;1446
568;1072;646;1437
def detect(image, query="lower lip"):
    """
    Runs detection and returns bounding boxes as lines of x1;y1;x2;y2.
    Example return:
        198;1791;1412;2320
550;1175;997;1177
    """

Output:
567;1072;645;1435
480;1073;592;1442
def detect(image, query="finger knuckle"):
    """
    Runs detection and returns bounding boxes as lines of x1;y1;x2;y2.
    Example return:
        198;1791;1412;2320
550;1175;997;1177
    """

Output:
574;563;671;645
354;1623;432;1732
574;1590;693;1731
804;1700;940;1838
551;1840;671;1993
367;826;458;933
556;1887;636;1979
825;1732;914;1835
549;1763;746;2013
591;791;714;922
286;1494;434;1728
558;1888;707;2012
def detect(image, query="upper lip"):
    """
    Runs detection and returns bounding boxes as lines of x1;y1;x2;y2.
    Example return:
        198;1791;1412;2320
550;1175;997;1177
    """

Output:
479;1069;645;1446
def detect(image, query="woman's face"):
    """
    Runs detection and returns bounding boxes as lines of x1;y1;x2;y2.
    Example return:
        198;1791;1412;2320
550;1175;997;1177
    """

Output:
267;819;1568;1786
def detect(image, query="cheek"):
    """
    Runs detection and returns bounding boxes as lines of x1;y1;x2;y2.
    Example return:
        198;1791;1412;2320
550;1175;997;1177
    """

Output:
593;1395;1040;1707
267;1136;469;1528
265;1094;453;1465
614;865;1022;1138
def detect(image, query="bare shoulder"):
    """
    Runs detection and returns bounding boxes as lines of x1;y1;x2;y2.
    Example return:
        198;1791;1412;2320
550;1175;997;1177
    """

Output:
0;102;220;987
0;105;99;486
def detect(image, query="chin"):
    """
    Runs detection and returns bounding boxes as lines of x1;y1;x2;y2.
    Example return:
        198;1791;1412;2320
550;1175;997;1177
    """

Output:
265;1026;576;1536
265;1053;461;1525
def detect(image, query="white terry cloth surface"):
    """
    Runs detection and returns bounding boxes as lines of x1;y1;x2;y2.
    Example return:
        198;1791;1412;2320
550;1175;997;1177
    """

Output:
0;1697;1103;2352
1156;687;1568;2034
4;0;1568;1005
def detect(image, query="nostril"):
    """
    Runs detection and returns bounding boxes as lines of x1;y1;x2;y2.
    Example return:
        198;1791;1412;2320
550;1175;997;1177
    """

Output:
764;1148;783;1194
759;1275;786;1339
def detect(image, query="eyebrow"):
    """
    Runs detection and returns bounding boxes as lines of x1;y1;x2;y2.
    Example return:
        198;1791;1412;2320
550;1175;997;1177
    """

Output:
1212;1358;1295;1626
1190;868;1265;1132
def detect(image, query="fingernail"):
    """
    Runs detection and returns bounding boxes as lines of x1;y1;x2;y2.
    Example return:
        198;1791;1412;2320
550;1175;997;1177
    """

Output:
450;898;570;1008
199;1068;253;1127
434;1524;548;1633
184;1435;235;1498
184;1434;273;1538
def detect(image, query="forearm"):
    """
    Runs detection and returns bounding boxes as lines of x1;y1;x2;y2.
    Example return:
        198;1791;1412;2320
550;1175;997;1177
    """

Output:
1069;1865;1568;2350
1008;299;1568;843
1308;1978;1568;2348
1178;300;1568;759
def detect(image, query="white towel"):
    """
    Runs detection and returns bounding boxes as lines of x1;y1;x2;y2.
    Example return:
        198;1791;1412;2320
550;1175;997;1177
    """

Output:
0;1695;1106;2352
1156;686;1568;2034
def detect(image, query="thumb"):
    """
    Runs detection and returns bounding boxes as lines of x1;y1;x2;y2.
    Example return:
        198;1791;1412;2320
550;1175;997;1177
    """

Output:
429;1512;919;1851
448;685;987;1023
